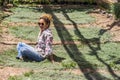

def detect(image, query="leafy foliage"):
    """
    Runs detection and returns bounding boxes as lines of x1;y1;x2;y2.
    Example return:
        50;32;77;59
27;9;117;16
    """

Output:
100;2;120;20
0;0;96;5
111;3;120;19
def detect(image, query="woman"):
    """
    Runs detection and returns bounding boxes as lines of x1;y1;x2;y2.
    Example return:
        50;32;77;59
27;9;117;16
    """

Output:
16;14;54;62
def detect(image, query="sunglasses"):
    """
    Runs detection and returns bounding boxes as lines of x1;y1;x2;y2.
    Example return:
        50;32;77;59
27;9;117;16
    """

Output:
38;22;45;26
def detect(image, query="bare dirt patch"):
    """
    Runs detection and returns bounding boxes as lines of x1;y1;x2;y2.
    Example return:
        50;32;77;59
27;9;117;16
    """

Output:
0;24;32;53
0;66;29;80
90;12;120;42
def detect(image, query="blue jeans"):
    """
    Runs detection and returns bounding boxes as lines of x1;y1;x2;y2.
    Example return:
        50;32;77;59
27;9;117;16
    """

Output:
16;42;45;62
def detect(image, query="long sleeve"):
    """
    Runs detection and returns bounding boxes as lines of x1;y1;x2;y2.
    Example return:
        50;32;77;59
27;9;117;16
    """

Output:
44;33;53;56
35;29;53;58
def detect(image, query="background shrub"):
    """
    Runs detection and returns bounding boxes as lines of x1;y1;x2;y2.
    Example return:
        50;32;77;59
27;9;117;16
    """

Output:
112;3;120;20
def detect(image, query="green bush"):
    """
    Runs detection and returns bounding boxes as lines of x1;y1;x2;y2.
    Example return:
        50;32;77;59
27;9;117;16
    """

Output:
0;0;97;5
112;3;120;20
100;2;110;10
13;0;50;4
100;2;120;20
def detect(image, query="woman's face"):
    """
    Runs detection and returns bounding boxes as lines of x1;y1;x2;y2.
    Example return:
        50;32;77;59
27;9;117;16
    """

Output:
38;19;48;31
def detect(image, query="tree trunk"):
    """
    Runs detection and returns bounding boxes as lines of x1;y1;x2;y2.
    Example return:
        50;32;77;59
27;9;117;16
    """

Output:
118;0;120;2
54;0;58;3
1;0;8;7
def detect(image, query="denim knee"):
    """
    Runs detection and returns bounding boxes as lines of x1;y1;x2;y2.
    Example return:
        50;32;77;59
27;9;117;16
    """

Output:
20;47;27;53
17;42;22;50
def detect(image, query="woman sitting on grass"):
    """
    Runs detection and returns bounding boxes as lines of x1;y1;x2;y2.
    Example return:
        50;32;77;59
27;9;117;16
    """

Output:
16;14;54;63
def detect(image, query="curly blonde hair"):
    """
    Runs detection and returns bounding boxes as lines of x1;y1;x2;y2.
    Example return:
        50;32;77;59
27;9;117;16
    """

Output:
40;14;53;27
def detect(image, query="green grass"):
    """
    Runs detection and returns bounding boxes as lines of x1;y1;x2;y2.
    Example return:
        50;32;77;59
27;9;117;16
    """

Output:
1;43;120;70
0;42;120;80
2;25;120;79
5;25;120;80
8;70;86;80
9;25;111;42
53;10;95;24
1;5;120;80
1;25;120;79
9;26;39;41
0;45;75;70
3;6;95;24
4;7;44;23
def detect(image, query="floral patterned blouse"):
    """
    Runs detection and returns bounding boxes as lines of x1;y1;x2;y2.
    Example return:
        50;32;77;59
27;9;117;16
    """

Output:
35;28;53;57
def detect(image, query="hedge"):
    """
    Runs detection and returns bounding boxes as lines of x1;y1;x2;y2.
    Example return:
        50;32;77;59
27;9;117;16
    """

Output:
111;3;120;19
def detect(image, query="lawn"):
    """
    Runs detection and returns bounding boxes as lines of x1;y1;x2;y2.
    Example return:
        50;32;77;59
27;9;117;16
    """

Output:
3;6;95;24
0;5;120;80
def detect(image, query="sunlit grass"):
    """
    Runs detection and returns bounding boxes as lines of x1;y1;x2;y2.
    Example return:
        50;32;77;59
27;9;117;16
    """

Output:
9;26;39;41
1;24;120;79
4;6;95;24
4;7;44;23
0;43;120;80
8;70;86;80
1;5;120;80
0;42;120;70
9;25;111;42
0;45;74;70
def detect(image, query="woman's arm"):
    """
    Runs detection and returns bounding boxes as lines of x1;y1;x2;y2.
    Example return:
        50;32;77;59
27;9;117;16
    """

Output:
44;32;54;62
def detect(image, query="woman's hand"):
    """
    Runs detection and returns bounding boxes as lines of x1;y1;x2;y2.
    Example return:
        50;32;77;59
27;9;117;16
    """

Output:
47;54;54;64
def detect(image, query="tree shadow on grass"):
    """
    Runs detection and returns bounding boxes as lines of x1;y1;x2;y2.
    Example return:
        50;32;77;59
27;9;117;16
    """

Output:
0;13;10;23
22;54;65;62
60;6;120;80
47;54;65;62
40;5;111;80
99;20;120;36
